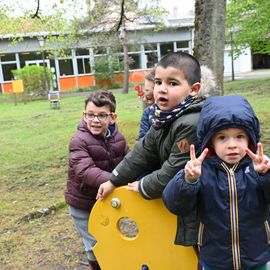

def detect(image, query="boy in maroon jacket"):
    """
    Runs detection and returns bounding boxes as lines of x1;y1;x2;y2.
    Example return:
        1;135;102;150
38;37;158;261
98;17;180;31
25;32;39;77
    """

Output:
65;90;129;270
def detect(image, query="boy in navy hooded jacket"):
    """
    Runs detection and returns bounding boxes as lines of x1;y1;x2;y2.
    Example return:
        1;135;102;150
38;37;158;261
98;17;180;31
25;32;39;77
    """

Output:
163;95;270;270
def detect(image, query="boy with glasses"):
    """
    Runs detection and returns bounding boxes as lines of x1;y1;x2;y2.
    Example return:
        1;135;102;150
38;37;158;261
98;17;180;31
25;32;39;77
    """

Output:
65;90;129;270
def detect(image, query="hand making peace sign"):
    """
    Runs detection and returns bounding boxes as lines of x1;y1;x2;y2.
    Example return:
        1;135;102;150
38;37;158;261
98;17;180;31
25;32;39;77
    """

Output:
246;143;270;175
184;145;209;182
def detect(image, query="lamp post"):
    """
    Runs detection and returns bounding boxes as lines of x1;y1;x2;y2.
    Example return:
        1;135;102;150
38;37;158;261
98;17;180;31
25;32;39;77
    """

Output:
119;26;129;94
37;36;49;95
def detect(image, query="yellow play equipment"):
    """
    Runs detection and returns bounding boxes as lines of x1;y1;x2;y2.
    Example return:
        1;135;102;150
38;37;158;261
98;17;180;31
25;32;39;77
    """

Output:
89;186;197;270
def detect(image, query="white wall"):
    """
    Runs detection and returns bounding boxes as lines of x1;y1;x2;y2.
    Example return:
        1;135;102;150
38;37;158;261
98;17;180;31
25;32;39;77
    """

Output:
224;47;252;73
162;0;195;18
162;0;254;74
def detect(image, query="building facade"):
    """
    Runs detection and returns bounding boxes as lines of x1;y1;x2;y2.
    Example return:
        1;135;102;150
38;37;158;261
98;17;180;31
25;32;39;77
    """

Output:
0;16;255;94
0;23;194;94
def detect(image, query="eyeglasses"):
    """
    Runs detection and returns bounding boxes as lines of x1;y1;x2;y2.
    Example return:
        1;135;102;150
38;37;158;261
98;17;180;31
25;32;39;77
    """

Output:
84;112;112;121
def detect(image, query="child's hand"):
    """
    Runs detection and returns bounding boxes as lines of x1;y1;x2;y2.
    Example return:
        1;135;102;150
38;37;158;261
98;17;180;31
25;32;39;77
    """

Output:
126;181;139;192
246;143;270;174
96;181;115;200
184;145;208;182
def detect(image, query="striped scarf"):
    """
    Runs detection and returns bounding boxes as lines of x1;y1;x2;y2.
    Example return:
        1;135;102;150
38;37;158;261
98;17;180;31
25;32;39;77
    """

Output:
150;95;197;130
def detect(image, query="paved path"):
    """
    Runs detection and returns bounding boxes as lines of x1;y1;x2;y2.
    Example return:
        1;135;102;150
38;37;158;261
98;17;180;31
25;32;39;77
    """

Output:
224;69;270;81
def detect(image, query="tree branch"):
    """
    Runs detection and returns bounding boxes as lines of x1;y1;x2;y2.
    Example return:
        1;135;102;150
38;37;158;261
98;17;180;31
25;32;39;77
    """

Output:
116;0;125;31
31;0;41;19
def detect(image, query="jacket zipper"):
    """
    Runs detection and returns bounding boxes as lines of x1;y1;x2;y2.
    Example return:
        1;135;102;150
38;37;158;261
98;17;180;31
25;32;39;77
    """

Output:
264;220;270;244
197;222;204;251
221;163;241;270
104;136;113;168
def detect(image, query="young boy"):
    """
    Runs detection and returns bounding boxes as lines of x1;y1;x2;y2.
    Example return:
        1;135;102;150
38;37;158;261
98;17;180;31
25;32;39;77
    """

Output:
138;69;155;139
97;51;209;247
65;90;129;270
163;95;270;270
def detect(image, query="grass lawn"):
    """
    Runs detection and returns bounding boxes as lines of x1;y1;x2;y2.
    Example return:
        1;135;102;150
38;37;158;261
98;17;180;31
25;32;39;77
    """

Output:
0;78;270;269
0;90;142;269
224;78;270;154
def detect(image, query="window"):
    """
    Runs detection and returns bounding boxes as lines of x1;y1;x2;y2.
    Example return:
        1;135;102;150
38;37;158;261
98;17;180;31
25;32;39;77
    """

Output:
77;58;91;74
176;41;189;48
176;41;190;53
58;50;74;76
144;43;158;68
128;53;141;70
0;53;17;81
59;59;74;76
0;54;16;62
76;48;89;56
145;52;158;68
144;43;157;52
75;48;91;74
160;42;174;56
2;63;17;81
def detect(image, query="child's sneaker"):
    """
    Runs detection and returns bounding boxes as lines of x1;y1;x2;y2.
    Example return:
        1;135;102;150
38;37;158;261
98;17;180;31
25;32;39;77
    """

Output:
89;260;101;270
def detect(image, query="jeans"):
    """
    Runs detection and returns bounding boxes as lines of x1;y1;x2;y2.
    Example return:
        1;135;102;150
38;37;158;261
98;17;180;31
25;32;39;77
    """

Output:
69;206;97;261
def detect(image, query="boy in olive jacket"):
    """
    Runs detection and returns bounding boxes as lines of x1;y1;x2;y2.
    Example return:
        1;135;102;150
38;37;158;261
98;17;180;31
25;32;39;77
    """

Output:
97;52;213;248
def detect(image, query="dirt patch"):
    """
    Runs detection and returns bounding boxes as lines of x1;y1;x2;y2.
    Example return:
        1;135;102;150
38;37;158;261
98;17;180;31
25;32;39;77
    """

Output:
0;206;90;269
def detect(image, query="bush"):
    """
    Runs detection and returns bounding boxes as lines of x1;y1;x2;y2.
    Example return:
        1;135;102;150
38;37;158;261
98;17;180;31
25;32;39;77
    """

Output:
94;56;123;86
12;65;52;101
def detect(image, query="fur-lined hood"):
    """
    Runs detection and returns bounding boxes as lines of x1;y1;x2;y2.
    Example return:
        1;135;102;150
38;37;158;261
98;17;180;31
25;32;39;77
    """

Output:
198;65;216;97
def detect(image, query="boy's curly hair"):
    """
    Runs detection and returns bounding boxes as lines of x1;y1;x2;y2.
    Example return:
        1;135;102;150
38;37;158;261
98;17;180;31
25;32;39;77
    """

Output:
85;90;116;112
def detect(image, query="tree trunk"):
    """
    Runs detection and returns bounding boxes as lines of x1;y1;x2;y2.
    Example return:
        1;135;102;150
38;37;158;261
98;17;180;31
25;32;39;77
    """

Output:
122;39;129;94
120;27;129;94
193;0;226;96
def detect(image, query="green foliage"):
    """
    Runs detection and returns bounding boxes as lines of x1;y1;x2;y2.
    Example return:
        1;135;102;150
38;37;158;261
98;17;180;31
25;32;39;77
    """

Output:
12;65;52;99
226;0;270;57
0;0;166;95
0;5;79;58
94;55;123;85
80;0;166;31
0;10;70;35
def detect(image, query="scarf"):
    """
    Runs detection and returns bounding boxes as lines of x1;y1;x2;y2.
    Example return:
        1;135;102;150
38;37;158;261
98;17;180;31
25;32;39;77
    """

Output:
149;95;197;130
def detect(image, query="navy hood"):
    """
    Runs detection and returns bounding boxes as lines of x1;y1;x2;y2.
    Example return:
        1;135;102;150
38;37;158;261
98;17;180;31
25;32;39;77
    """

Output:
197;95;260;151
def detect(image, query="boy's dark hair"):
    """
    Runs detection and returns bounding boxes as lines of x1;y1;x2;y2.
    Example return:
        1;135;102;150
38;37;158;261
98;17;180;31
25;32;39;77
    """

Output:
157;52;201;85
85;90;116;112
